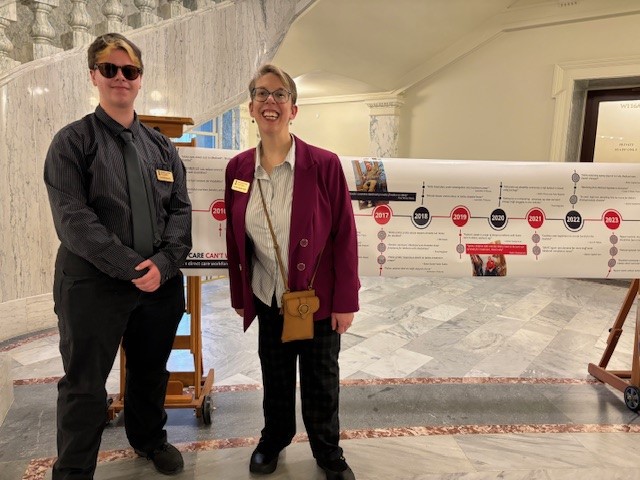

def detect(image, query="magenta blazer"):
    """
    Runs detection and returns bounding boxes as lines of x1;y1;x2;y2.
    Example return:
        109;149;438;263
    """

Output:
225;136;360;331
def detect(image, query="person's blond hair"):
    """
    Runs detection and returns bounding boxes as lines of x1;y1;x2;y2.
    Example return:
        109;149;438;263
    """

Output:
88;33;143;70
249;64;297;104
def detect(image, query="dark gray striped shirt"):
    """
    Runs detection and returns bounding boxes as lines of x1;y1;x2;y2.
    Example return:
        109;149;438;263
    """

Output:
44;105;192;283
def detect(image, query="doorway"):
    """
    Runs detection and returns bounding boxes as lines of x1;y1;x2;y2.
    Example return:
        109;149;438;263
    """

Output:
579;88;640;162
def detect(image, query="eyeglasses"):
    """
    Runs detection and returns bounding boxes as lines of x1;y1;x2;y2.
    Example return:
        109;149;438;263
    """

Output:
94;63;143;81
251;87;291;104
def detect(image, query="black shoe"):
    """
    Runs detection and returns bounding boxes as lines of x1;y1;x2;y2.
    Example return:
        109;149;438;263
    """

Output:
317;456;355;480
249;447;279;474
135;442;184;475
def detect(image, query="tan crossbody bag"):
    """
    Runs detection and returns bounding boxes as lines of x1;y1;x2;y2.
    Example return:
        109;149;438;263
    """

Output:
257;182;322;342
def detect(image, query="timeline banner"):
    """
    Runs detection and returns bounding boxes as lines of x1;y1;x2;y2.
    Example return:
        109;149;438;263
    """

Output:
179;147;640;279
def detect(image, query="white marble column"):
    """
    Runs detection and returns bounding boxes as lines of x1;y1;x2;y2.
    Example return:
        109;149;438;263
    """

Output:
20;0;63;60
365;96;404;158
95;0;131;35
0;1;20;74
128;0;161;29
61;0;93;49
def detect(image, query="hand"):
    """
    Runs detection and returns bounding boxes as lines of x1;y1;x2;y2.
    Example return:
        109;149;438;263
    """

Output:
132;259;161;292
234;308;244;317
331;312;354;334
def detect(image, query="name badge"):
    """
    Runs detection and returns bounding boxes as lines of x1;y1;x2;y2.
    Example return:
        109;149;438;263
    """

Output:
232;179;250;193
156;169;174;182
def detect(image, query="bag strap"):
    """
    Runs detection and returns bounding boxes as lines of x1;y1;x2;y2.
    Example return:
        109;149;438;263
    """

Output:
257;180;323;291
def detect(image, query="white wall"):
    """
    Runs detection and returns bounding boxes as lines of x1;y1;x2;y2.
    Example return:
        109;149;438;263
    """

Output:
289;14;640;162
400;14;640;162
291;101;371;156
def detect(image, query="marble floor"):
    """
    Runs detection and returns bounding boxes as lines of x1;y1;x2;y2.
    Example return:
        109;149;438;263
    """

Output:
2;276;640;479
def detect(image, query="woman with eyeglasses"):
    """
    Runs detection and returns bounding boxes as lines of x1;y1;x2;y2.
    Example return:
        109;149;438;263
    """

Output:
225;64;360;480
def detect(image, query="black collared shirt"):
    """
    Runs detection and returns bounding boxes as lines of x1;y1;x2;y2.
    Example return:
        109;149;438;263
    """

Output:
44;105;192;282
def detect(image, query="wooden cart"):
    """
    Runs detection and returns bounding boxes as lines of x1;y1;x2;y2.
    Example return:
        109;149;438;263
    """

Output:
107;276;215;424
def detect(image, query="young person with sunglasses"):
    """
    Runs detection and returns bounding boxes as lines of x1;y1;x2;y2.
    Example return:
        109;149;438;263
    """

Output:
225;64;360;480
43;33;192;479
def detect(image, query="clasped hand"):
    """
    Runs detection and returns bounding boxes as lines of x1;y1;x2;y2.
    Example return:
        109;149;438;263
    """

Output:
132;259;161;292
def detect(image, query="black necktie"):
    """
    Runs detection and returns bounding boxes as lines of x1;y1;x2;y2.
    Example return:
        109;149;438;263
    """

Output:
120;130;154;257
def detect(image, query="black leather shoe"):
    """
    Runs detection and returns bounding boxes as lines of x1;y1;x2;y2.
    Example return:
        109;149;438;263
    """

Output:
317;456;355;480
135;442;184;475
249;447;279;474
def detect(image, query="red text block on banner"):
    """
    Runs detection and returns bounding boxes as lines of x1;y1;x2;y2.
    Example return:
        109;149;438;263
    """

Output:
466;244;528;255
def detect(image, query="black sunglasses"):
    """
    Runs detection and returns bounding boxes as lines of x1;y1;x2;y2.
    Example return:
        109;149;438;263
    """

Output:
94;63;143;80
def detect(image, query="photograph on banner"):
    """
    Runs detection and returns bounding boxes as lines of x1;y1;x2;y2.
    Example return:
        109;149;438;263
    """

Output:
352;159;389;210
469;241;507;277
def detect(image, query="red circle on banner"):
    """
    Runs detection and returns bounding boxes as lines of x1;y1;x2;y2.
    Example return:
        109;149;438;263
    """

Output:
373;204;392;225
603;209;621;230
451;206;470;227
527;208;545;229
210;199;226;221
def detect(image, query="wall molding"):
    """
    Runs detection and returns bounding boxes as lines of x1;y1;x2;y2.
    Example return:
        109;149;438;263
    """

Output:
298;91;403;107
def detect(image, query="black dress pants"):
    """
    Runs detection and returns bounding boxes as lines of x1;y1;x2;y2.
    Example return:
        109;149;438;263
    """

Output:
51;247;184;480
255;296;343;462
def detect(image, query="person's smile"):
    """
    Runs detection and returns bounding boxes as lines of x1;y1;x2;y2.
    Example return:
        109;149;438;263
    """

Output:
261;108;280;120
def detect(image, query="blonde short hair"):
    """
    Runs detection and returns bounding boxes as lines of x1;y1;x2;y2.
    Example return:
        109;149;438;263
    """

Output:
88;33;143;70
249;64;297;105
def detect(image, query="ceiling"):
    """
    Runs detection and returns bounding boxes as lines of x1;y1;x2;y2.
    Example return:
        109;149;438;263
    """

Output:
273;0;639;100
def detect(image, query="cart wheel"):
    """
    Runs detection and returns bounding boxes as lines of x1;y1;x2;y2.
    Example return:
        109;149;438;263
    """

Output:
624;386;640;411
105;397;114;425
202;394;213;425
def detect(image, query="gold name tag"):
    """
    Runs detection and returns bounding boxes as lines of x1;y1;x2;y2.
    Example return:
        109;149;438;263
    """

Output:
232;179;250;193
156;169;174;182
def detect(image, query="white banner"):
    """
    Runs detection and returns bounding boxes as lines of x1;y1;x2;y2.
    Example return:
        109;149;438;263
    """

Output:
179;147;640;279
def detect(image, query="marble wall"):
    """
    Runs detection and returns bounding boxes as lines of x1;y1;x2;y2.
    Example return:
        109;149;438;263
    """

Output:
0;0;315;342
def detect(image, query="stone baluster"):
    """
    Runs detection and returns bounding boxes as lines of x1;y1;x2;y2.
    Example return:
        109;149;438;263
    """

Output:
129;0;160;29
0;1;20;74
184;0;213;10
20;0;63;60
61;0;93;49
95;0;131;36
365;96;404;158
159;0;188;20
